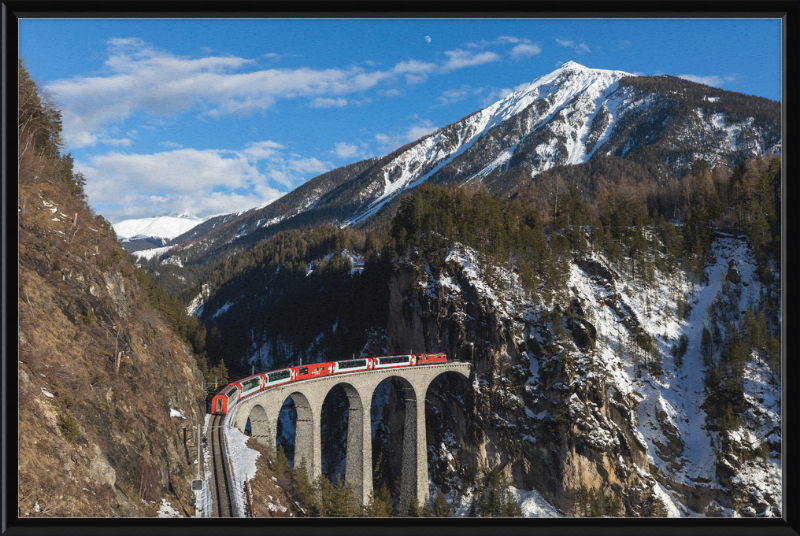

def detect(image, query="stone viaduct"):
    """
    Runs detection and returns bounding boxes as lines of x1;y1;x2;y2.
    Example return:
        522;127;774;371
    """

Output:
225;362;471;512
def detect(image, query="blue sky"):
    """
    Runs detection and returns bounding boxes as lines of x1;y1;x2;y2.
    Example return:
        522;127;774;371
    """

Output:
19;18;781;223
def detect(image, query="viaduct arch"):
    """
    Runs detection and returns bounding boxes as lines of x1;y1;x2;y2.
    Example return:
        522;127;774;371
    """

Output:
227;362;471;511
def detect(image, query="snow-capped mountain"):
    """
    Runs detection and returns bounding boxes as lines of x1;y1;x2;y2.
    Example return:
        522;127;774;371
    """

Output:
345;61;632;224
114;213;206;241
138;62;779;277
114;213;212;252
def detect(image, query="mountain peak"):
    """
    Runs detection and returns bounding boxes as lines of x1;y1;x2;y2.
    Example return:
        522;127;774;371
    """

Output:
560;60;585;70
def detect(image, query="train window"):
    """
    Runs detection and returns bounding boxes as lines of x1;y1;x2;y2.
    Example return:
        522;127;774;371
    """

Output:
379;356;410;365
241;378;260;392
227;386;239;403
268;369;291;382
299;367;308;375
338;359;366;369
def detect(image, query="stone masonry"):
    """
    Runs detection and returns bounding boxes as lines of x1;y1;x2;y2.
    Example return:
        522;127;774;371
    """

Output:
226;362;472;511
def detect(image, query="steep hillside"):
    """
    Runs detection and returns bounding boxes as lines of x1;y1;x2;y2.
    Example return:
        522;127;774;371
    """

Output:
17;60;207;518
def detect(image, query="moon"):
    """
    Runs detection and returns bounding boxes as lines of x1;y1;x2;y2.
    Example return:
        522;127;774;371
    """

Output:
425;36;431;43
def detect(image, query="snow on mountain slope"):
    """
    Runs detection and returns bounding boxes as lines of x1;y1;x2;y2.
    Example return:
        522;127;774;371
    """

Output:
345;62;633;225
406;231;778;516
113;214;206;240
564;236;780;516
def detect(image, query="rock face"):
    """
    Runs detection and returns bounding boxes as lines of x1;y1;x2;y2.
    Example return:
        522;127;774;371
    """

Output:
18;174;207;517
726;259;742;284
375;240;780;517
380;254;654;514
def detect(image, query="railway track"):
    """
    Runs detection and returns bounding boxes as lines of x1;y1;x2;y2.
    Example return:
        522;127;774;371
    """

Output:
209;414;236;517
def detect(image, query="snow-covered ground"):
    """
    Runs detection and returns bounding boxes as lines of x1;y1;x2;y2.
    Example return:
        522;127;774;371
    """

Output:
195;413;213;517
157;499;182;518
132;245;174;261
224;405;260;517
447;485;562;517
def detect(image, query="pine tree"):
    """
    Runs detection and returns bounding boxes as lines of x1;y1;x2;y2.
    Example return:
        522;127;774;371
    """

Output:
501;488;522;517
273;444;290;477
432;491;451;517
364;482;393;517
647;496;668;517
315;474;334;516
290;458;317;516
406;495;420;517
329;478;359;517
469;496;478;517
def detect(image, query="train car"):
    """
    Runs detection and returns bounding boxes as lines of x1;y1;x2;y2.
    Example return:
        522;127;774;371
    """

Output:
211;383;240;415
235;373;264;401
332;357;372;374
293;362;335;381
372;354;416;370
415;354;447;365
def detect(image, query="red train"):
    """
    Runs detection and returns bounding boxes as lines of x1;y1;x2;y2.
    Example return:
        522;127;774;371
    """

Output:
211;354;447;415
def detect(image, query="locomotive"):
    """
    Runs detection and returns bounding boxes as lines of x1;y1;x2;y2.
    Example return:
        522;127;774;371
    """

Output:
211;354;447;415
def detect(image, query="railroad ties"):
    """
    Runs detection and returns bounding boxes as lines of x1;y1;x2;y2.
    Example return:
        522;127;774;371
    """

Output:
209;414;236;517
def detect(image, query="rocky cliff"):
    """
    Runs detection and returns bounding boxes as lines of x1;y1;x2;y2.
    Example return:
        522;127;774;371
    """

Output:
18;171;207;517
379;237;780;517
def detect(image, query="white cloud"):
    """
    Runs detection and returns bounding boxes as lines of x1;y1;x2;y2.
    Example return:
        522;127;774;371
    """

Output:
242;140;284;160
100;136;133;147
288;157;328;175
677;74;737;87
436;85;472;106
268;170;294;189
464;36;541;60
310;97;348;108
442;49;501;72
76;140;329;221
509;43;542;59
406;124;437;142
332;141;361;159
158;141;183;149
48;38;504;149
482;81;531;106
405;120;438;142
467;35;523;48
556;38;591;53
374;120;438;153
101;189;282;223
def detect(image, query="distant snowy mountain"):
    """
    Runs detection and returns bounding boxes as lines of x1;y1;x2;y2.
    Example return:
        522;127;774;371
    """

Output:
114;214;205;241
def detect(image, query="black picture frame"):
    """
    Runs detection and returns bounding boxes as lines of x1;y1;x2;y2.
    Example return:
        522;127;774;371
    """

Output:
2;2;797;536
